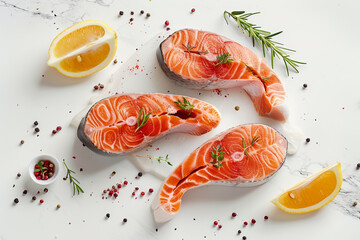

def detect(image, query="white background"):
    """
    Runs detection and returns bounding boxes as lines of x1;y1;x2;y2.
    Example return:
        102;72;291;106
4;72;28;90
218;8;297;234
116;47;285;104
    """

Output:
0;0;359;239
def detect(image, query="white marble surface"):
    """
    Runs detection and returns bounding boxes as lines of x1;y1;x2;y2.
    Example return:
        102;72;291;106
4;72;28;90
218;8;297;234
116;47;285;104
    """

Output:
0;0;359;239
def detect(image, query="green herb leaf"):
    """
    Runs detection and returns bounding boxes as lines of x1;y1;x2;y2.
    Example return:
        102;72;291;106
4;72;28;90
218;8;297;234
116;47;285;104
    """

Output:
242;136;260;158
210;144;225;168
223;10;306;75
135;107;158;132
63;160;84;196
174;97;195;113
216;53;234;66
138;154;173;166
34;169;40;172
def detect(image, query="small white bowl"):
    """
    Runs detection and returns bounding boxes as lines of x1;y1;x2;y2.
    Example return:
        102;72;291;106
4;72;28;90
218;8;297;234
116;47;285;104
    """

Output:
29;154;60;185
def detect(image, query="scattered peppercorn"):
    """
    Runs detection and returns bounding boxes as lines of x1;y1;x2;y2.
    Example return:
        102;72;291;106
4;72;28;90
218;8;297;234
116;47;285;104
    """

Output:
17;173;21;177
242;236;247;240
112;185;116;189
56;126;62;131
251;219;256;224
40;199;44;204
213;221;218;226
138;172;143;177
264;215;269;220
146;13;151;18
114;193;118;198
130;11;134;15
20;140;24;145
52;130;57;134
191;8;195;13
119;11;124;16
232;212;237;217
218;225;222;229
306;138;310;143
44;188;48;193
35;127;40;133
235;106;240;111
140;191;145;196
123;218;127;223
124;181;128;185
57;204;61;209
103;190;107;194
165;20;169;26
109;190;114;196
117;184;122;189
130;18;134;22
94;85;99;90
32;196;36;201
135;187;139;191
34;121;38;126
243;221;248;226
14;198;19;204
132;192;135;196
106;213;110;218
80;168;83;172
140;10;144;14
112;171;116;176
237;230;242;234
354;201;358;207
357;163;360;169
113;59;118;64
149;188;154;193
303;83;307;88
99;84;104;89
23;190;28;195
155;228;158;232
166;27;170;31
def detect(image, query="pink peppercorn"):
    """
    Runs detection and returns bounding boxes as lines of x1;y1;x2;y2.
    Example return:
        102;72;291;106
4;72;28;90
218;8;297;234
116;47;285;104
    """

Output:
264;216;269;220
114;193;118;198
191;8;195;13
135;187;139;191
114;189;117;192
166;27;170;31
109;190;114;195
140;192;145;196
165;20;169;26
40;199;44;204
36;176;41;180
213;221;218;226
117;184;122;189
251;219;256;224
124;181;128;185
56;126;62;131
218;225;222;229
94;85;99;90
52;130;57;134
243;221;248;226
132;192;135;196
232;212;237;217
149;188;154;193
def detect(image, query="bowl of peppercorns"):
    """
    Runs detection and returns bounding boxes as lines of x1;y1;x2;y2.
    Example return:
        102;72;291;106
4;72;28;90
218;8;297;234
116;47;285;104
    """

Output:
29;154;60;185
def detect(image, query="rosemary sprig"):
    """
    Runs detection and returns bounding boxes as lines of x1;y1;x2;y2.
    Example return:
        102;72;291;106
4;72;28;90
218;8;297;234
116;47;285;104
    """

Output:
137;154;173;166
224;10;306;75
182;42;196;52
242;136;260;157
135;107;158;132
210;144;225;168
63;160;84;195
216;53;234;66
174;97;194;113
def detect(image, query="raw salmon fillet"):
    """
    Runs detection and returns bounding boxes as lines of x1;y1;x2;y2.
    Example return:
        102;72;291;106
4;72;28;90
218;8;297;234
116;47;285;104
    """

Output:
152;124;287;223
158;29;287;121
77;93;221;155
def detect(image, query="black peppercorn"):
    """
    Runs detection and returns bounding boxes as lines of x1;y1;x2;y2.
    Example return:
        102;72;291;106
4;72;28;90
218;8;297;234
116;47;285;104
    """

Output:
306;138;310;143
238;230;242;234
140;10;144;14
303;83;308;88
119;11;124;16
138;172;143;177
17;173;21;177
106;213;110;218
20;140;24;145
44;188;48;193
242;237;247;240
23;190;27;195
35;127;40;133
130;18;133;22
14;198;19;204
112;171;116;176
357;163;360;169
34;121;38;126
32;196;37;201
123;218;127;223
130;11;134;15
146;13;151;18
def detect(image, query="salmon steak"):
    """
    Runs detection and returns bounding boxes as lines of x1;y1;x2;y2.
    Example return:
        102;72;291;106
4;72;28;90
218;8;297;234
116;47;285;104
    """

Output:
77;93;221;155
152;124;287;223
157;29;287;121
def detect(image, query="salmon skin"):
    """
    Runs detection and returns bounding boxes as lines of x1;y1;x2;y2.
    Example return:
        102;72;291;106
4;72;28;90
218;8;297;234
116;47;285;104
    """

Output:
152;124;287;223
77;93;221;155
157;29;288;121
